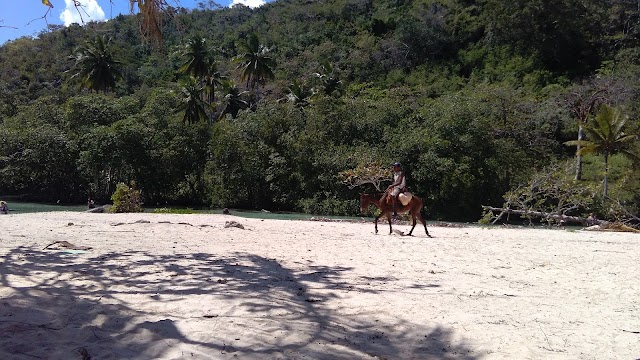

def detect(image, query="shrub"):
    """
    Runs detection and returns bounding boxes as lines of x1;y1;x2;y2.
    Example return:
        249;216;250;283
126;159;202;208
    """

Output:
297;197;359;216
152;207;198;214
110;181;143;213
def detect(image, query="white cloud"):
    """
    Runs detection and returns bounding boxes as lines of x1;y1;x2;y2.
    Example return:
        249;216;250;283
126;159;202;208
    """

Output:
230;0;266;9
60;0;106;26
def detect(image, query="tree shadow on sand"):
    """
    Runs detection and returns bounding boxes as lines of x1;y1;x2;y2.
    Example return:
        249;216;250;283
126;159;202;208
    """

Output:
0;246;479;359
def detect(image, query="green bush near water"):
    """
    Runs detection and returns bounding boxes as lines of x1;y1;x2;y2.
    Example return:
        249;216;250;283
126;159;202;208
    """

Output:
110;182;143;213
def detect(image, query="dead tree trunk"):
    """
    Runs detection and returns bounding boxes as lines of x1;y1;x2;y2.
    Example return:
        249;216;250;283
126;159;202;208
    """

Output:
482;206;607;226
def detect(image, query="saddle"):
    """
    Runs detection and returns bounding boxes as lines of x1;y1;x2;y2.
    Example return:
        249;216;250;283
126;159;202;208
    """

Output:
398;192;413;206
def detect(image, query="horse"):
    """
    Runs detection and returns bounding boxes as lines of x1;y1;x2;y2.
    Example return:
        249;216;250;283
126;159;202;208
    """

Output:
360;192;431;237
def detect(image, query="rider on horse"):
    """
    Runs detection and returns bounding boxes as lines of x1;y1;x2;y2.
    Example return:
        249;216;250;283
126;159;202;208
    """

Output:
384;162;406;217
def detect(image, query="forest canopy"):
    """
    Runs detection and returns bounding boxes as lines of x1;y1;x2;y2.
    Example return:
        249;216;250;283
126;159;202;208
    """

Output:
1;0;640;222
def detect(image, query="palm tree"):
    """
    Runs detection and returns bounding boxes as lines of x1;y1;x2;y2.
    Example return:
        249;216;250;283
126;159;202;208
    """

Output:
218;79;249;119
178;36;227;124
565;105;638;197
565;77;630;180
279;79;314;108
203;58;225;124
178;35;210;80
313;60;342;96
68;36;122;94
176;77;210;125
233;33;276;95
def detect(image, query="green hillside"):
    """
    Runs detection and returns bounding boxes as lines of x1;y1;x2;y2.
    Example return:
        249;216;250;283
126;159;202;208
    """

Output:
1;0;639;221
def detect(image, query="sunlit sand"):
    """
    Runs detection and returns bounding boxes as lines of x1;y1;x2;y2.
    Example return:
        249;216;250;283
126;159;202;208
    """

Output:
1;212;638;359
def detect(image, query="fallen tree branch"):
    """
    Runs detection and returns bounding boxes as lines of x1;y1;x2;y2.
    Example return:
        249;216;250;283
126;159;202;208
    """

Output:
482;206;607;226
43;241;92;251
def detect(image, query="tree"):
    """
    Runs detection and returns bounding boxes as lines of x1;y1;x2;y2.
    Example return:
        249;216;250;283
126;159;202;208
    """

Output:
339;162;390;192
564;77;629;180
218;79;249;119
481;0;604;75
234;33;276;94
177;35;210;80
203;58;225;124
313;60;342;96
481;162;600;226
565;105;639;197
278;79;314;108
68;36;122;94
177;35;222;124
176;77;210;125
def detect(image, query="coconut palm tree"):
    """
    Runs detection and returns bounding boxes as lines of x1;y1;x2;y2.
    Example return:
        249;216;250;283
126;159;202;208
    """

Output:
68;36;122;94
178;35;210;80
565;105;638;197
279;79;314;108
178;35;227;124
218;80;249;119
234;33;276;95
203;58;225;124
176;77;210;125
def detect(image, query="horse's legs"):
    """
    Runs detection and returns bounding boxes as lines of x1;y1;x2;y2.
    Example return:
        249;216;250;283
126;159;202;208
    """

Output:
408;213;417;235
387;212;393;234
374;214;380;234
417;211;431;237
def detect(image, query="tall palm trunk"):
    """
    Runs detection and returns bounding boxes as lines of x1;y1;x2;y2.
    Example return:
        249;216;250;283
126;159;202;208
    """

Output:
208;83;215;126
603;151;609;197
252;79;261;105
575;125;584;180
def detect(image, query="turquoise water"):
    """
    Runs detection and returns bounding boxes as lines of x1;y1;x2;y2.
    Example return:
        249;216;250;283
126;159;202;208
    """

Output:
4;202;87;213
1;202;370;221
195;208;370;221
2;202;579;230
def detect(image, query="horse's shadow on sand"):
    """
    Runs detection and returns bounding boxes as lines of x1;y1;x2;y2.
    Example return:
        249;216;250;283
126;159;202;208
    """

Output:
1;246;474;359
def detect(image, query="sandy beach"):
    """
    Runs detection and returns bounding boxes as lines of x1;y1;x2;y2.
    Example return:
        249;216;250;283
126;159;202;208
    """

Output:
0;212;638;359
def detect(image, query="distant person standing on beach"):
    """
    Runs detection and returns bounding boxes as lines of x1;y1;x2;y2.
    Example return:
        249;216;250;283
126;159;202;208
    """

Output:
0;201;8;214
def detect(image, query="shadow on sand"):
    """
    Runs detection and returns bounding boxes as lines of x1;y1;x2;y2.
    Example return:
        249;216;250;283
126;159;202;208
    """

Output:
0;246;479;359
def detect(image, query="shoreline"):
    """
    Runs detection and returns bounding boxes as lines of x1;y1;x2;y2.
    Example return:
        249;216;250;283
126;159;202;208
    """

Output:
2;207;603;233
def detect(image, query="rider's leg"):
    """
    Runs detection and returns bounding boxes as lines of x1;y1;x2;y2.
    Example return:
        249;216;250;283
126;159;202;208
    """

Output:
391;188;400;216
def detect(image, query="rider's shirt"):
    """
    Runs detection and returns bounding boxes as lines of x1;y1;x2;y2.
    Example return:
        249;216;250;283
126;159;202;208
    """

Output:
393;171;406;189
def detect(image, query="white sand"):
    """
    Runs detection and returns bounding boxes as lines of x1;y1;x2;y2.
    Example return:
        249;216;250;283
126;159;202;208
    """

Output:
0;212;638;359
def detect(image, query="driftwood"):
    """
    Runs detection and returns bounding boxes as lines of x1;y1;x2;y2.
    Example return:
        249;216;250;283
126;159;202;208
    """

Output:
43;241;92;251
85;205;111;213
482;206;607;226
224;221;245;229
585;223;640;233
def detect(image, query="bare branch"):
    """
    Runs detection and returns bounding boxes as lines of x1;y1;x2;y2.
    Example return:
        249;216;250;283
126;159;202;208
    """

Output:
339;162;390;192
0;20;18;29
27;6;53;27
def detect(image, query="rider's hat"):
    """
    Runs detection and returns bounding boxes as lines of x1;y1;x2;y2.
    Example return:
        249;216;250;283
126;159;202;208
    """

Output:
392;162;401;167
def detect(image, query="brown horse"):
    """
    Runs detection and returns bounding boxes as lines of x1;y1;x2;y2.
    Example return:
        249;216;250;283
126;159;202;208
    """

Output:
360;192;431;237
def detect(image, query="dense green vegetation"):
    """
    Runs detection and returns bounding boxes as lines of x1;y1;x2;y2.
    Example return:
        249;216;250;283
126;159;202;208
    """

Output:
1;0;640;221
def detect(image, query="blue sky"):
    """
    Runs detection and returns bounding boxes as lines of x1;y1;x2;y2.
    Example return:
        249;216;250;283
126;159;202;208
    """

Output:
0;0;273;45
